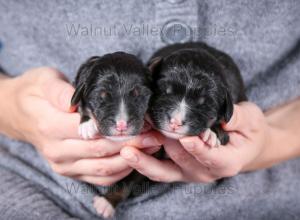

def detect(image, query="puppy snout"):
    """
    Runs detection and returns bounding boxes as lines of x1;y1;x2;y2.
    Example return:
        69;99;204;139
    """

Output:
169;117;184;130
116;120;128;132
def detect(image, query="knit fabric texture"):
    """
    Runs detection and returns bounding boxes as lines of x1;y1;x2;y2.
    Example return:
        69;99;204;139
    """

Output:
0;0;300;219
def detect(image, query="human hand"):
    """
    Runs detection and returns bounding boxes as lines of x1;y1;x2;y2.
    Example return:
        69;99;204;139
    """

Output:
0;67;162;185
120;102;270;183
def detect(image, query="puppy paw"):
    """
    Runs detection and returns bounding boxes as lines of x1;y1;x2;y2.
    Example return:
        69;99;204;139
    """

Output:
78;119;98;139
200;129;221;148
93;196;115;219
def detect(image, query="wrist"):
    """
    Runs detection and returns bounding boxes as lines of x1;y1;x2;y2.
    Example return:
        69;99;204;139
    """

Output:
0;76;23;139
243;123;299;172
255;126;287;169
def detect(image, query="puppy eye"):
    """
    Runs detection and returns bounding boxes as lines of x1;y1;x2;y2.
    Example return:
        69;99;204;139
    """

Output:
130;88;139;97
198;97;205;105
100;91;108;99
166;86;172;94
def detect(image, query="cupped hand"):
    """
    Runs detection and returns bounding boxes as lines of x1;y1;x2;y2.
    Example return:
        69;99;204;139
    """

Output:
120;102;270;183
2;67;162;185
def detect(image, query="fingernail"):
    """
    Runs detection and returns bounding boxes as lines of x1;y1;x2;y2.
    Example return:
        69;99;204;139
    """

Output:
121;149;138;163
142;137;159;147
180;140;195;151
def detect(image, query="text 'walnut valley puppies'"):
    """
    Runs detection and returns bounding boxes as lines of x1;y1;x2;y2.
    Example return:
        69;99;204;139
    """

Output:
148;42;247;147
70;52;153;218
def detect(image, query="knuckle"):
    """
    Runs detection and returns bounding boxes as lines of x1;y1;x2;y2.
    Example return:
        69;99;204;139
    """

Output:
170;152;190;162
95;167;113;176
35;67;60;81
43;147;60;163
39;67;60;76
37;121;50;135
249;103;262;113
35;67;64;85
203;179;215;184
128;162;145;173
199;176;215;183
221;167;240;177
88;144;104;156
148;175;163;182
193;150;205;159
50;163;66;175
246;103;264;120
95;180;114;186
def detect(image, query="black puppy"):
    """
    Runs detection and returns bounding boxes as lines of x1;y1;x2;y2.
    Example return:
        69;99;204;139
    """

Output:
71;52;152;141
70;52;152;218
148;42;247;147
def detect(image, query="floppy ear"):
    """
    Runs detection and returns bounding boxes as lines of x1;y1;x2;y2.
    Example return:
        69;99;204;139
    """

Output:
71;83;85;107
70;56;102;110
147;56;162;73
219;89;234;123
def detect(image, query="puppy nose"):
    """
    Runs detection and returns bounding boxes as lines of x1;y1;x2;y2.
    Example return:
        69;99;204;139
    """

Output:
116;120;128;131
169;117;183;130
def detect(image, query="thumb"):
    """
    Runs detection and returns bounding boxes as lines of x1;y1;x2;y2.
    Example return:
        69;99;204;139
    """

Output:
43;75;75;112
222;103;248;132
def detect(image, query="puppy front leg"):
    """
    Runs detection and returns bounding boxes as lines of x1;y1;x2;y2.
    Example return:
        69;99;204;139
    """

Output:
93;171;146;219
200;128;220;148
78;106;99;139
200;125;229;147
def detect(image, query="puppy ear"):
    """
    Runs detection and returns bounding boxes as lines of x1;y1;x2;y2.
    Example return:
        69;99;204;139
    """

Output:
70;56;101;108
147;56;162;73
71;83;85;107
220;89;233;123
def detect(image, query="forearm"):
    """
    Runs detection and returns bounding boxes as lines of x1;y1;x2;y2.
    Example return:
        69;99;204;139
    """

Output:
245;98;300;171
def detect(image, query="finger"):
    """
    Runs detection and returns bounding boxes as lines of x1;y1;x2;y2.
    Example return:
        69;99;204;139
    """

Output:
43;75;75;112
57;138;123;160
142;145;162;155
163;138;205;171
179;136;230;169
75;168;133;186
35;102;81;139
60;139;162;162
65;155;130;176
222;102;260;134
122;131;164;148
49;111;81;139
120;146;183;182
163;139;217;181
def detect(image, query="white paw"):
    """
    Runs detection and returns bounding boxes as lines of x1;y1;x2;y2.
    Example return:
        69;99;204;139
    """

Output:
200;129;221;148
78;119;98;140
93;196;115;219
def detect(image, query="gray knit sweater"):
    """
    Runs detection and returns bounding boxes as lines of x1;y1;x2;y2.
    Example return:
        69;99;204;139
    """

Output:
0;0;300;219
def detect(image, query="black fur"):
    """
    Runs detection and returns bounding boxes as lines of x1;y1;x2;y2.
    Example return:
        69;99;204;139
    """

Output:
148;42;247;144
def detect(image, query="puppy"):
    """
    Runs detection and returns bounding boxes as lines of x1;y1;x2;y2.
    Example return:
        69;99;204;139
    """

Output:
70;52;152;218
148;42;247;147
71;52;152;141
